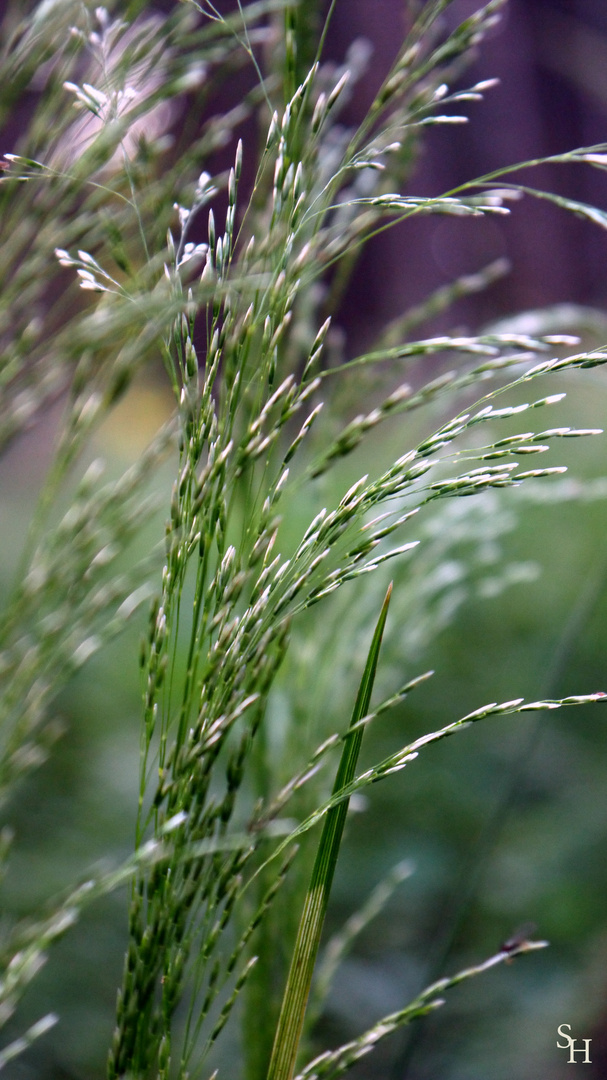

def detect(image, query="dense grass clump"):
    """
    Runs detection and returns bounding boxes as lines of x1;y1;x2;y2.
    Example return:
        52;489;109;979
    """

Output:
0;1;606;1077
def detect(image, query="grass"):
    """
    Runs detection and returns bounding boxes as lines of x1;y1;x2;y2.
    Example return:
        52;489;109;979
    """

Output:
0;0;606;1077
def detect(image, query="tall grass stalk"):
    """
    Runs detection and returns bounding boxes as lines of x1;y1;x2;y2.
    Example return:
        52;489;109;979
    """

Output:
0;0;606;1076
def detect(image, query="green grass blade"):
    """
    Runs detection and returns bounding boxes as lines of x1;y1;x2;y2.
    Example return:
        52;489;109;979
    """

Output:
267;584;393;1080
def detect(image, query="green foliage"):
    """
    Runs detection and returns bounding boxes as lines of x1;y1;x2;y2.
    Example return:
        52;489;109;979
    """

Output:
0;1;606;1077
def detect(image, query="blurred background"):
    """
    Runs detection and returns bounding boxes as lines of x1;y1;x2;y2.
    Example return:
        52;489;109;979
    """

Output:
3;1;607;1078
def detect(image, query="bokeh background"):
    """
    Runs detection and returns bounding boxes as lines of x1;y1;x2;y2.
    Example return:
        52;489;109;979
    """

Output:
3;1;607;1078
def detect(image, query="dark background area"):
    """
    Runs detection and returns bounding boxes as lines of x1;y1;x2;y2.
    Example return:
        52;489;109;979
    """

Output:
328;0;607;348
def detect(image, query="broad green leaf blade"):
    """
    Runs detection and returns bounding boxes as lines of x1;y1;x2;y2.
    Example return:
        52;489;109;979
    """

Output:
267;584;393;1080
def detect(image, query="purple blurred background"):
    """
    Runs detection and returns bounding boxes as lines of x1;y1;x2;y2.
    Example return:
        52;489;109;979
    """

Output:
322;0;607;350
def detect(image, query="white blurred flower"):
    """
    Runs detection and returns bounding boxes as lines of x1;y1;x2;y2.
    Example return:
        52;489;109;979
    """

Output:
52;9;203;172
